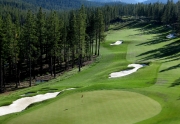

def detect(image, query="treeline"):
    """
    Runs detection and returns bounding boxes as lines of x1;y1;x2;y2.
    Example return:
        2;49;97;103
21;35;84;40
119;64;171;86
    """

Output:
103;0;180;26
0;6;105;92
0;0;103;14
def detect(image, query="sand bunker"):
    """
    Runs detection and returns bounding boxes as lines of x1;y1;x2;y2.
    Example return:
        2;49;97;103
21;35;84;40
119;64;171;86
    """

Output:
110;41;123;45
0;88;75;116
166;34;176;39
109;64;145;78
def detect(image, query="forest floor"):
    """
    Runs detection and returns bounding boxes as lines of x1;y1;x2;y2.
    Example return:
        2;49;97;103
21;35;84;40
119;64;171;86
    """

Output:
4;59;95;92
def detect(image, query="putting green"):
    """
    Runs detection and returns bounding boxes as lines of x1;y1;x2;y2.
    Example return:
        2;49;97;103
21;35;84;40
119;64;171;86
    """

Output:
7;90;161;124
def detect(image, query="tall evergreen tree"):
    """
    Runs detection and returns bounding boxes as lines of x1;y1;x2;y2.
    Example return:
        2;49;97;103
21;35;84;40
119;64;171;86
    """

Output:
77;5;86;72
0;17;4;92
86;12;96;56
177;0;180;32
68;11;78;68
36;7;46;76
46;11;60;77
21;10;37;86
3;14;14;82
97;9;105;56
162;0;173;24
12;15;20;88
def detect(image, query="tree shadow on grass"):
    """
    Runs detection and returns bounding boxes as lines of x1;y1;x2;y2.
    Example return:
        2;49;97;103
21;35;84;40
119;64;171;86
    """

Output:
136;25;174;46
114;20;156;31
160;64;180;73
162;55;180;63
137;39;180;62
137;34;170;46
126;21;180;73
113;21;137;30
124;21;176;49
170;78;180;87
129;21;162;31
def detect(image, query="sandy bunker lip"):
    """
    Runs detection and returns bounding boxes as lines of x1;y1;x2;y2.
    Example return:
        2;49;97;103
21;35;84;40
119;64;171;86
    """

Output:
0;88;75;116
109;64;146;78
110;40;123;45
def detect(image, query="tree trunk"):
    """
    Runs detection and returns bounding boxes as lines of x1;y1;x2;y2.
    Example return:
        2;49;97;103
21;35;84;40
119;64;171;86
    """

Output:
50;56;53;76
95;32;98;55
72;48;75;68
98;31;101;56
40;46;43;76
15;59;18;88
89;39;91;60
9;58;12;78
91;40;94;55
29;58;32;87
2;61;5;89
17;61;20;86
78;54;81;72
32;60;36;79
78;54;82;72
0;56;3;92
53;55;56;78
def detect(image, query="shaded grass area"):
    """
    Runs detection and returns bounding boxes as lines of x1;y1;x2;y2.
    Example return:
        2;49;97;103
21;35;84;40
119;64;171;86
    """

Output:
170;78;180;87
137;39;180;62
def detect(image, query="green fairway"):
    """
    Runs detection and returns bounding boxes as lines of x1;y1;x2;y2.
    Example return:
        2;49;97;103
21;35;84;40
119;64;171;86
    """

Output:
5;90;161;124
1;21;180;124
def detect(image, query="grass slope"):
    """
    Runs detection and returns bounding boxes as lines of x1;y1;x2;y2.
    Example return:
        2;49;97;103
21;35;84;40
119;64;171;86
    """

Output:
0;21;180;123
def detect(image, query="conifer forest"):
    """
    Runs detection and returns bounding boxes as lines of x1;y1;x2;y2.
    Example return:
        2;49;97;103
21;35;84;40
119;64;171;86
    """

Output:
0;0;179;92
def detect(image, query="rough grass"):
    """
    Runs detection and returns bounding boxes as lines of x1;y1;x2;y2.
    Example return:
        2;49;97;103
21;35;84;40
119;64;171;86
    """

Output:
1;21;180;123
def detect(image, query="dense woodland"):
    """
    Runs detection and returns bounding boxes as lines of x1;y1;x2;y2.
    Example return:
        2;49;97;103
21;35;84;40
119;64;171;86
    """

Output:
0;0;180;92
0;0;102;11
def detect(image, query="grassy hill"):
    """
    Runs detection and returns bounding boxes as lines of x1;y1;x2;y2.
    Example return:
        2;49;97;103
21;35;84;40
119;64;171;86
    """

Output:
0;20;180;123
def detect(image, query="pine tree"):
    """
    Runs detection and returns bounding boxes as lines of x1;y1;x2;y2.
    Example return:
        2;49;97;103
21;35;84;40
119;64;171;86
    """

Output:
0;17;4;92
22;10;37;87
97;9;105;56
12;15;20;88
177;0;180;32
162;0;173;24
68;11;78;68
36;7;45;76
77;5;86;72
62;19;68;70
46;11;60;77
94;9;105;56
3;14;14;82
86;12;96;56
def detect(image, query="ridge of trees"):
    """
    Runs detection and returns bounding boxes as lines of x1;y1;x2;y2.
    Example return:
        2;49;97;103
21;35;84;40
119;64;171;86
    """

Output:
0;0;103;13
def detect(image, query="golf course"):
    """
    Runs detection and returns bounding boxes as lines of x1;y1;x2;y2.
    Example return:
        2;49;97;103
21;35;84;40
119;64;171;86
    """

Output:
0;20;180;124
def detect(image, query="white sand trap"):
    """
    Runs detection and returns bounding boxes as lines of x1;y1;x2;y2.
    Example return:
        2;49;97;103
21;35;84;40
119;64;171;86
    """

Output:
166;34;176;39
110;41;123;45
0;88;75;116
109;64;146;78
